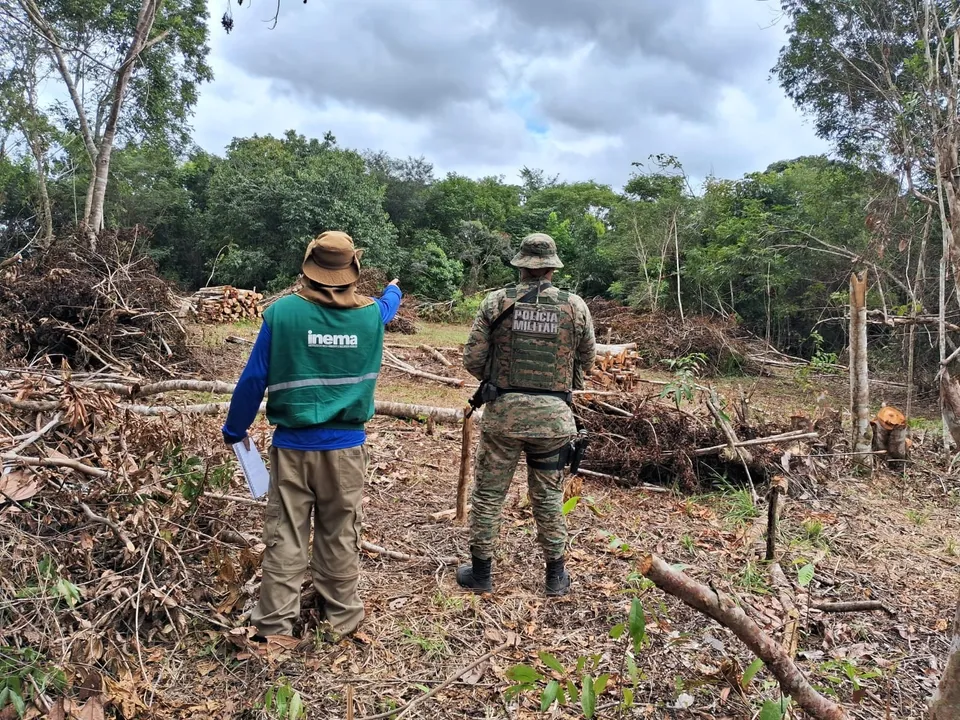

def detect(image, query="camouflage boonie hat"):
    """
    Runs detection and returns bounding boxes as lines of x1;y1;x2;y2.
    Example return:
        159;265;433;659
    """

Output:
510;233;564;269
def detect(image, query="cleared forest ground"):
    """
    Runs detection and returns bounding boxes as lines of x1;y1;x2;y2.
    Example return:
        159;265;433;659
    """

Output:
1;317;956;720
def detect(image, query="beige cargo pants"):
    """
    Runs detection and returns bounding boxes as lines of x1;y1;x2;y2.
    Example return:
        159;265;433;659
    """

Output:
250;444;367;637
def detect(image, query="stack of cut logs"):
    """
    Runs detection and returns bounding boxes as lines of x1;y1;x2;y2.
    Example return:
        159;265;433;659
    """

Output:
191;286;263;324
589;343;642;391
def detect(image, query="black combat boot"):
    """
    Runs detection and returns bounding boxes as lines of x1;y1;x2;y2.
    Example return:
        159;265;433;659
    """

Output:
456;555;493;593
545;556;571;597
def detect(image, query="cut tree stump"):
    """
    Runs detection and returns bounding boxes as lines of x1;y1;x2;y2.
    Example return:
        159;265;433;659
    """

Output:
870;405;910;464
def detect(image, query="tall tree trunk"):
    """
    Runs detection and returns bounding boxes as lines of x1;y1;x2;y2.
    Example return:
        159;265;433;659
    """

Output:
908;208;933;434
18;79;53;249
85;0;163;249
931;587;960;720
942;369;960;450
849;270;872;466
672;211;684;324
30;143;53;248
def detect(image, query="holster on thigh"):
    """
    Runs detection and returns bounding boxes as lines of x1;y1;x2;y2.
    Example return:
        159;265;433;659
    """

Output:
525;443;571;472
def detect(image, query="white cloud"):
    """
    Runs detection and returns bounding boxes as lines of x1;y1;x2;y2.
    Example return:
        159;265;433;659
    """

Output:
190;0;829;189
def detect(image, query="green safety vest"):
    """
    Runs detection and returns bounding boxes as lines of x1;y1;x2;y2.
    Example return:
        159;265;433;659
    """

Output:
264;295;384;430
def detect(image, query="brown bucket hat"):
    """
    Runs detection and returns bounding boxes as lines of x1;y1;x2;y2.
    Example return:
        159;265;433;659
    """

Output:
510;233;564;269
301;231;364;286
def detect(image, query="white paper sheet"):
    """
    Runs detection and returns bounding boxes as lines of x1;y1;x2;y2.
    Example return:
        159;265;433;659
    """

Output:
232;439;270;499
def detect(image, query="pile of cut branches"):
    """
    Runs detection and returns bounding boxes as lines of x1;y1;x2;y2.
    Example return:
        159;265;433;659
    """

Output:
0;229;191;377
357;268;418;334
574;391;829;491
0;367;467;717
586;299;756;376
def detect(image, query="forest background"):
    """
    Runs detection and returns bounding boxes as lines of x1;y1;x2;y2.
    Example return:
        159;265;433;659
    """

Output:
1;0;957;389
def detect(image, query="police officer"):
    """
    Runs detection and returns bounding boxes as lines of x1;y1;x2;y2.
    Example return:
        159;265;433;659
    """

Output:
457;233;596;596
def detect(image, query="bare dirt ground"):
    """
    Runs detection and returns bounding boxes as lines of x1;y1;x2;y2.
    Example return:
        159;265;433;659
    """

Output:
3;318;958;720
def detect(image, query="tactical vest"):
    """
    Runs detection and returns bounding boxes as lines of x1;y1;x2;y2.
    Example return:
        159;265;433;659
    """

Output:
263;295;384;430
489;284;576;393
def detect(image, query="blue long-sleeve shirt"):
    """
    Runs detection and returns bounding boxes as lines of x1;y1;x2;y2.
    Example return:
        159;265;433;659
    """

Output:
222;285;402;450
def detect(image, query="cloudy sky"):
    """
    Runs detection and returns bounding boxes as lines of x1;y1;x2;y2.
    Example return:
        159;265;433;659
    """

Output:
192;0;829;192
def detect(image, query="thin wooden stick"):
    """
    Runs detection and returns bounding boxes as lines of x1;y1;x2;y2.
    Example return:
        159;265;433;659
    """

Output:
576;468;670;493
706;391;756;503
595;400;633;417
738;475;788;557
811;601;896;617
360;541;457;566
2;452;108;478
640;554;848;720
766;475;788;561
80;502;137;553
688;431;819;457
356;640;514;720
456;408;473;523
8;413;62;454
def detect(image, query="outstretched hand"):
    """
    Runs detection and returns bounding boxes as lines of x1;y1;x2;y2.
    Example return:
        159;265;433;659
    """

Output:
388;278;400;288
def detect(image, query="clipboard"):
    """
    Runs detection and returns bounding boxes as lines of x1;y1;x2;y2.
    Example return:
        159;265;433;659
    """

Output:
232;438;270;499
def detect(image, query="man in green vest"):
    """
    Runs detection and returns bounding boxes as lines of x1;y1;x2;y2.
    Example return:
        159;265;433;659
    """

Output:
222;231;401;641
458;233;596;596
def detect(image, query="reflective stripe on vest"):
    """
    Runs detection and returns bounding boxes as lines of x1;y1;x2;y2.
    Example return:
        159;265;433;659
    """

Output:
267;372;380;393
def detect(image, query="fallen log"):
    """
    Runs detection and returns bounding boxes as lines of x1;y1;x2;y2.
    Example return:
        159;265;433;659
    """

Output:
0;394;58;412
384;360;465;388
640;554;848;720
13;377;465;423
384;350;464;388
595;342;638;356
810;600;896;617
420;344;452;367
133;379;238;397
122;399;470;424
374;401;466;424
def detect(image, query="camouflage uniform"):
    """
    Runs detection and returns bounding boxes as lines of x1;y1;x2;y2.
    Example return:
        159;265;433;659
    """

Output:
458;233;596;596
